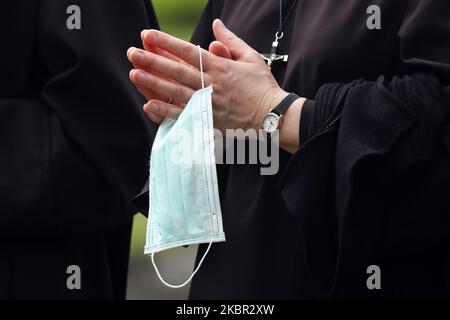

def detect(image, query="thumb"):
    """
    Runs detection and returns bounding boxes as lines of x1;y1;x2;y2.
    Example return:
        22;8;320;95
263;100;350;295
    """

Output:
212;19;257;62
209;40;233;60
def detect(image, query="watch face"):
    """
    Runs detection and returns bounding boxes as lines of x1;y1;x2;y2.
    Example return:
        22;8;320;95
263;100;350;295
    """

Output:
262;113;280;134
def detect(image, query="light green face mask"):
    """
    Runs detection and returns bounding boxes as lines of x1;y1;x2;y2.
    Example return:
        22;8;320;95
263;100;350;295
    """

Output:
145;46;225;288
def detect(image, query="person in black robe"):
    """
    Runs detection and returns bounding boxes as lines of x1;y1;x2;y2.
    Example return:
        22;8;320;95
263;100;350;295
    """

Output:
130;0;450;299
0;0;158;299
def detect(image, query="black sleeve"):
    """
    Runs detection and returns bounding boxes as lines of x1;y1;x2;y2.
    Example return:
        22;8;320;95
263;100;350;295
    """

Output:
299;0;450;145
299;99;314;145
281;73;450;296
279;0;450;296
0;0;158;235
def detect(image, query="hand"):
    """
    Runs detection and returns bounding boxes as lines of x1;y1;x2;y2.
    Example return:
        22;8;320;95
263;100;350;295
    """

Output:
128;32;232;125
127;31;191;124
128;19;289;132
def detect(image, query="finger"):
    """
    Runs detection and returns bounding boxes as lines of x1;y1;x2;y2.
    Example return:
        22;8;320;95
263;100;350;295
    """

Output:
209;41;233;59
136;82;184;106
143;29;214;69
141;30;153;52
137;86;167;103
152;47;196;69
129;49;185;92
130;47;198;85
129;48;205;90
212;19;259;62
129;69;171;101
143;103;165;124
129;47;167;76
129;47;197;87
134;76;187;107
145;100;183;120
141;33;195;68
131;69;195;103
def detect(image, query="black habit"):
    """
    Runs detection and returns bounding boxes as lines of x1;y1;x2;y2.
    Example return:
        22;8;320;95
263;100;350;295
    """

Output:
0;0;158;299
189;0;450;299
135;0;450;299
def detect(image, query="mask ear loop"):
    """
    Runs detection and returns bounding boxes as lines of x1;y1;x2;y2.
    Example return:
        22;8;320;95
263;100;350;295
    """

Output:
151;241;213;289
199;45;205;90
151;45;214;289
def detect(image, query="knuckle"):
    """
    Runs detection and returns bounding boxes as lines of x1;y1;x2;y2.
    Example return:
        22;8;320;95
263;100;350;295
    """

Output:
157;32;167;46
142;52;154;67
250;51;261;61
213;59;229;74
173;85;186;101
226;33;239;45
212;81;223;94
147;75;157;88
172;64;185;80
148;112;160;124
158;106;169;117
167;107;181;119
242;51;258;62
180;43;193;59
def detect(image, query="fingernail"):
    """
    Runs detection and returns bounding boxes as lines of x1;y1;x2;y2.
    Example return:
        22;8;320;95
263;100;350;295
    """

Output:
149;102;159;112
145;30;158;43
132;50;144;63
127;47;134;57
135;71;147;83
141;30;147;39
215;19;225;29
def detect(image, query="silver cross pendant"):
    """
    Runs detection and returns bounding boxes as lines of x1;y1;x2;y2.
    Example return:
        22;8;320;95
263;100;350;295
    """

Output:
260;31;289;71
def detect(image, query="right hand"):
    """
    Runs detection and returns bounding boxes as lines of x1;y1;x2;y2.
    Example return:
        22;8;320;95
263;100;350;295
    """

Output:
127;32;232;125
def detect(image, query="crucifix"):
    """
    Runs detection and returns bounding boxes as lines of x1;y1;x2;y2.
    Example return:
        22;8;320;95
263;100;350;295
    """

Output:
260;31;289;71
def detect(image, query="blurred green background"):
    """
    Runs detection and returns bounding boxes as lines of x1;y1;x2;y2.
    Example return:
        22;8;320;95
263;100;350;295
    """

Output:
127;0;208;300
153;0;207;40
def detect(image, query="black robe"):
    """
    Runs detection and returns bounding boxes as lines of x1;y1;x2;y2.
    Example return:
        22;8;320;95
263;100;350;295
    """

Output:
0;0;158;299
187;0;450;299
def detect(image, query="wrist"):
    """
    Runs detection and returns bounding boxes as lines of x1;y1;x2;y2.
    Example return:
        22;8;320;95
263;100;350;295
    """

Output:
253;87;288;131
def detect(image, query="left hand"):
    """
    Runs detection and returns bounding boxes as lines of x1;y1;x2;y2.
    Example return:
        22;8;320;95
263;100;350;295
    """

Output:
128;19;288;133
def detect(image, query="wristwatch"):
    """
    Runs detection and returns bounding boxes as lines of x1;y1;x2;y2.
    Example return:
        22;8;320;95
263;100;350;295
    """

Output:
261;93;300;136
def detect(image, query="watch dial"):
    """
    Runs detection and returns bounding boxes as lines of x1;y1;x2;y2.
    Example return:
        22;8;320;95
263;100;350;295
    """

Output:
263;114;279;134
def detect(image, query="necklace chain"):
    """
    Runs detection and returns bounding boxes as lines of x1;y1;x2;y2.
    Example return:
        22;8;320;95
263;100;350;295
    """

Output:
260;0;298;70
277;0;299;39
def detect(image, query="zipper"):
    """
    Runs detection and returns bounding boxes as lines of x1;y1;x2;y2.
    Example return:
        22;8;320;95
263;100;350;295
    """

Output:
296;113;341;154
310;113;342;141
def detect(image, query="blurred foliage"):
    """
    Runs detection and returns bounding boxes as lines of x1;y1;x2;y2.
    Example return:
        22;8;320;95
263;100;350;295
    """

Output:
130;0;208;256
153;0;208;40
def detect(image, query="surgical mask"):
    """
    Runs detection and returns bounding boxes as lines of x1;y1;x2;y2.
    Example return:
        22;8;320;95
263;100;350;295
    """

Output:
145;45;225;288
